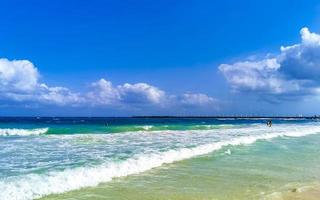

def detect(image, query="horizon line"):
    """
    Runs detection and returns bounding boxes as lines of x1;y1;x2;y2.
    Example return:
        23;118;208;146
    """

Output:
0;115;319;119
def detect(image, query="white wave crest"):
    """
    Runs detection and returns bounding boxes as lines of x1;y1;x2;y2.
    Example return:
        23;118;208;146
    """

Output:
0;128;49;136
139;125;153;130
1;125;320;200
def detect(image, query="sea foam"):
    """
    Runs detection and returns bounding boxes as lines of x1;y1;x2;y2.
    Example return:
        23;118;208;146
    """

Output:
0;128;49;136
1;124;320;200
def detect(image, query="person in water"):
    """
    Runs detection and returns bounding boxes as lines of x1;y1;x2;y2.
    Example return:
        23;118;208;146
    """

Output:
267;120;272;127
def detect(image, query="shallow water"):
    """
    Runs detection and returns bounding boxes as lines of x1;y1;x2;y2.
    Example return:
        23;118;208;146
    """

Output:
41;134;320;200
0;118;319;200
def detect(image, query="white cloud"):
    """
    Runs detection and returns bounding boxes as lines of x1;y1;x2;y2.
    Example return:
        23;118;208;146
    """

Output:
279;27;320;80
87;79;166;105
37;84;84;105
87;79;219;108
0;58;39;92
219;58;285;93
181;93;217;106
0;58;83;105
300;27;320;45
87;79;120;105
0;84;84;106
118;83;166;104
219;27;320;98
0;58;218;110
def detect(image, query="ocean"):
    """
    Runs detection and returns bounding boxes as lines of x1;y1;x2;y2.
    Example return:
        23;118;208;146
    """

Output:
0;117;320;200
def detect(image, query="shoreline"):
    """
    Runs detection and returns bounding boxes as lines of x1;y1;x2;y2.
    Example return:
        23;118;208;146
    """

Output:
267;183;320;200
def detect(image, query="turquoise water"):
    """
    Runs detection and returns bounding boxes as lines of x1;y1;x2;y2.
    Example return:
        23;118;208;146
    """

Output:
43;134;320;200
0;118;319;200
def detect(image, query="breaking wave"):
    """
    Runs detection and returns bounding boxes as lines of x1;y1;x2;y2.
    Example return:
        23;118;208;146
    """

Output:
0;128;49;136
1;124;320;200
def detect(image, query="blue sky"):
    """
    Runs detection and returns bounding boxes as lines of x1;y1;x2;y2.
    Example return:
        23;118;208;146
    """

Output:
1;0;320;116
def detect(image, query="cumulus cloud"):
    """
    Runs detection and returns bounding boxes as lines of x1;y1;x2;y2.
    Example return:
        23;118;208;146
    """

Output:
0;58;83;105
219;58;302;95
219;27;320;99
87;79;121;105
118;83;166;104
87;79;167;106
87;79;166;105
180;93;217;106
279;28;320;80
0;58;39;92
87;79;216;108
86;78;221;109
0;58;218;110
37;84;84;105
